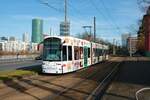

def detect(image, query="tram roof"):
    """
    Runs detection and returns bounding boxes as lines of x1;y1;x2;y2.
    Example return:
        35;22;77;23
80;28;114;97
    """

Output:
44;36;108;49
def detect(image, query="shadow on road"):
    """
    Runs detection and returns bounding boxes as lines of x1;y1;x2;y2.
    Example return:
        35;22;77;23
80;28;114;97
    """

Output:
1;76;41;100
102;60;150;100
17;65;42;74
116;61;150;86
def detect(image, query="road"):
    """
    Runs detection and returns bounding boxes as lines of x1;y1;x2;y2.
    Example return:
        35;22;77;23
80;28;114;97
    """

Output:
0;60;42;71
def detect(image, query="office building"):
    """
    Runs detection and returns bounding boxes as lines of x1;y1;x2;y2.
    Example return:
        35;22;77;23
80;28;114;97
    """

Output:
32;19;43;43
60;21;70;36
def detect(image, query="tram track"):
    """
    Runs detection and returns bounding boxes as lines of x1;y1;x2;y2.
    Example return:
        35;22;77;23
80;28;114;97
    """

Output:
0;61;103;99
42;61;116;100
86;62;122;100
0;61;119;100
0;75;62;100
0;61;108;92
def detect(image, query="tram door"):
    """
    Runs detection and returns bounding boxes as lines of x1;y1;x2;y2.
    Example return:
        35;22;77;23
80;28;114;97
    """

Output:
84;47;88;67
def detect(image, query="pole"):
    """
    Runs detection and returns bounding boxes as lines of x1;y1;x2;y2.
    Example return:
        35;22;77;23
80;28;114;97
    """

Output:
89;26;92;41
116;40;117;55
65;0;67;22
129;37;132;57
113;39;116;55
50;28;52;36
94;16;96;42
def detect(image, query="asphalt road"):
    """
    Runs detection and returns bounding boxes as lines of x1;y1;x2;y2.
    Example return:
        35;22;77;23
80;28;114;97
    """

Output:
0;60;42;71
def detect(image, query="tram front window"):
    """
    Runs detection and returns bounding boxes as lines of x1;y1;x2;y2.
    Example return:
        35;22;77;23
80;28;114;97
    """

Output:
43;38;61;61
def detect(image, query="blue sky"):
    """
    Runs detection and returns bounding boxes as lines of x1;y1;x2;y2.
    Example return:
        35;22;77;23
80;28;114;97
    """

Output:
0;0;145;43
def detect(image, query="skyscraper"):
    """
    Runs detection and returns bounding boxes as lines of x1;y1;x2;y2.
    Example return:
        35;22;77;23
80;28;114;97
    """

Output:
32;19;43;43
60;21;70;36
22;32;29;43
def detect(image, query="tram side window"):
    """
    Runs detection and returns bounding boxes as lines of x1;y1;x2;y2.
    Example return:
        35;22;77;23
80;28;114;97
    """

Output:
97;49;99;56
95;48;97;57
74;46;80;60
100;49;102;56
68;46;72;60
88;48;90;58
96;48;99;57
103;50;106;55
63;46;67;61
93;48;96;57
80;47;83;59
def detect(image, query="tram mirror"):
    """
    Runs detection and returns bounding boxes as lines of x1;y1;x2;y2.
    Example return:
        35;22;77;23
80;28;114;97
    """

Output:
62;40;66;44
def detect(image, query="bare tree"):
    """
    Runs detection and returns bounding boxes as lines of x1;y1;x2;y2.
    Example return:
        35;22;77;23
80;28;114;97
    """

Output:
138;0;150;12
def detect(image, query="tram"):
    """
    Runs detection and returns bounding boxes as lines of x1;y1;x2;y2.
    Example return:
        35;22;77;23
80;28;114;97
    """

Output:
42;36;109;74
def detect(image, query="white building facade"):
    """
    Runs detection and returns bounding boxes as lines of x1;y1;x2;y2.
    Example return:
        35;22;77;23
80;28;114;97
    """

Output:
0;40;38;53
22;32;29;43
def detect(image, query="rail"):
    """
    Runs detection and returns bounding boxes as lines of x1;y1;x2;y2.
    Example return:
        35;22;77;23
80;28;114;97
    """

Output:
42;61;114;100
86;62;122;100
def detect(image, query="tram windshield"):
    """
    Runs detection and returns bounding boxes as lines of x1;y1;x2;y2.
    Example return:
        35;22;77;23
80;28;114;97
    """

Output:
43;38;61;61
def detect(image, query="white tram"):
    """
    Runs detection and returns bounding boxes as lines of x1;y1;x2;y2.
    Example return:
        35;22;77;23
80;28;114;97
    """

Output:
42;36;109;74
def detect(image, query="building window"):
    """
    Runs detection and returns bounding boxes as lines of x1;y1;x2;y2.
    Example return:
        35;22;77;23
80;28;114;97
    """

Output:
93;48;96;57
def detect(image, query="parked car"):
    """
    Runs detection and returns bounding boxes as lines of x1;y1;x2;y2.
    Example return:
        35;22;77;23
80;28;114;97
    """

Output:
35;55;42;60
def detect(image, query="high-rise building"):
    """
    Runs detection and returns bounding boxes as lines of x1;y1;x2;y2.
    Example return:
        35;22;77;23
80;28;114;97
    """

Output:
121;34;130;47
32;19;43;43
22;32;29;43
60;21;70;36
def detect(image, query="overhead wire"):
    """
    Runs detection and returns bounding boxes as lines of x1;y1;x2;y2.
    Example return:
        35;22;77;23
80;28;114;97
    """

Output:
67;0;93;34
68;3;83;18
36;0;125;38
99;0;123;34
36;0;63;13
88;0;120;39
91;0;122;34
89;0;116;30
89;0;127;42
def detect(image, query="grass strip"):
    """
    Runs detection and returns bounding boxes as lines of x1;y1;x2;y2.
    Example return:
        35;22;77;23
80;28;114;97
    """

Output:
0;70;36;81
